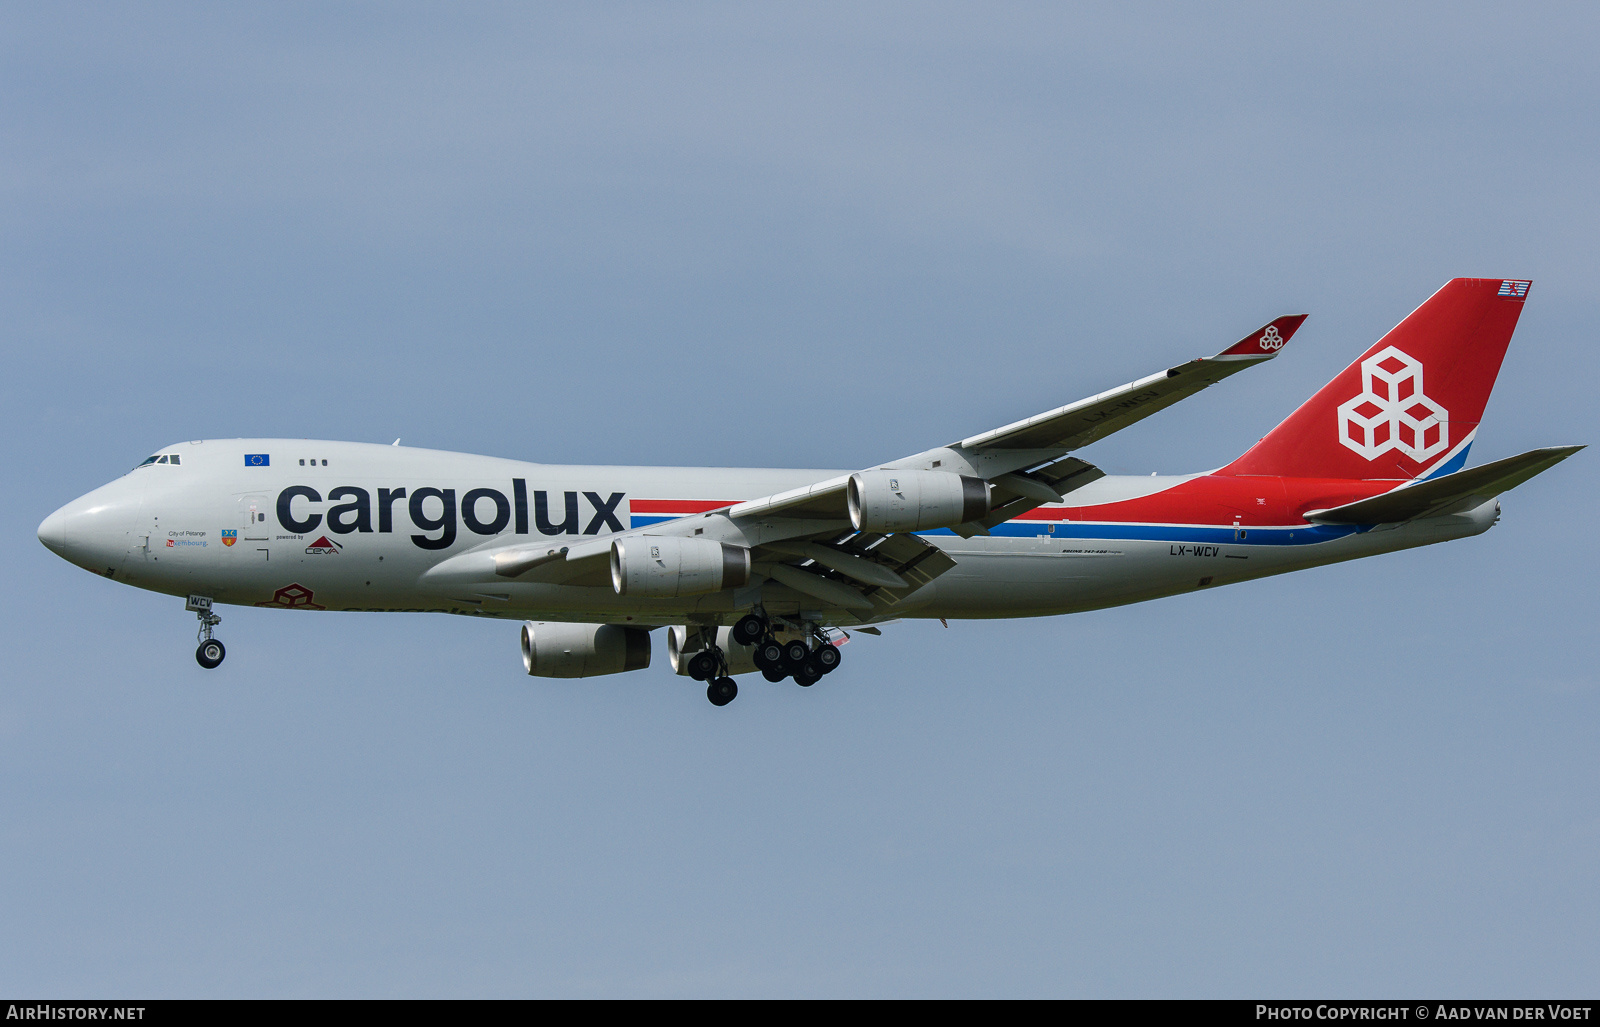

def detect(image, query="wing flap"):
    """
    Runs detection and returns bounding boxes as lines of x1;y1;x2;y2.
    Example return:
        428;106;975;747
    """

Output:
765;563;875;610
1305;446;1583;524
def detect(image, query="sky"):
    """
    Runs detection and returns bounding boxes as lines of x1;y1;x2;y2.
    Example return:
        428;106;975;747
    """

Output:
2;2;1597;998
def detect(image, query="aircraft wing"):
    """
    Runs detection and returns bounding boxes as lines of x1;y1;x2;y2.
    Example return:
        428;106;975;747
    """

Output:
429;314;1305;616
1304;446;1583;524
955;314;1308;452
728;313;1306;524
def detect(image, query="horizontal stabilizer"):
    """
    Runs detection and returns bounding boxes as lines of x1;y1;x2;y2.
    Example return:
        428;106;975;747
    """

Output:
1305;446;1583;524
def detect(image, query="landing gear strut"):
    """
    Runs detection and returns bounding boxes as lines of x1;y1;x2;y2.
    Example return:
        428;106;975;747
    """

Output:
187;594;225;669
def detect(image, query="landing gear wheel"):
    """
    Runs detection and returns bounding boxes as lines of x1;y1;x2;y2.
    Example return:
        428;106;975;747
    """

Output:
794;661;823;687
804;651;835;679
782;639;811;669
814;644;841;674
754;640;785;671
761;666;788;683
707;677;738;706
733;614;767;646
196;639;226;669
687;651;719;681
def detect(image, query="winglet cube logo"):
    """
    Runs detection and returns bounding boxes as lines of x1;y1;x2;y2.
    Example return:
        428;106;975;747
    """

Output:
1258;325;1285;351
1336;347;1449;462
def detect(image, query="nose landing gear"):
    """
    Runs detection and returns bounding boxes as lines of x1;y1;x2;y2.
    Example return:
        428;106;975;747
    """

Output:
187;594;225;669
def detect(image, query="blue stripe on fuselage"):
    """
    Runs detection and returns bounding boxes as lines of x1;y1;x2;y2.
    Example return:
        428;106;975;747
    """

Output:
1422;442;1472;480
630;514;1364;545
919;521;1362;544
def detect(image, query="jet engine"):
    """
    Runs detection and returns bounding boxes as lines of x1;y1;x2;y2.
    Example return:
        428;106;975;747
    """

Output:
847;469;990;533
667;625;758;677
520;621;652;678
610;536;752;597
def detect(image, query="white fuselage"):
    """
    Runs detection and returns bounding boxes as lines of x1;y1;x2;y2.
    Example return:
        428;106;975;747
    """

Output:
40;438;1497;627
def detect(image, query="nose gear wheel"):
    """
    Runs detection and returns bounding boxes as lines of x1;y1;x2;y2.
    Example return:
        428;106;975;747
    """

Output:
196;639;226;669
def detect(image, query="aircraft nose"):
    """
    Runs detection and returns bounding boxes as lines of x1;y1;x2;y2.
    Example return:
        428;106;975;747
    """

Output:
38;507;68;556
39;480;143;573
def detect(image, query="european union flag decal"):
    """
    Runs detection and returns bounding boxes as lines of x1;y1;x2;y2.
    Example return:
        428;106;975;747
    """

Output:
244;454;270;467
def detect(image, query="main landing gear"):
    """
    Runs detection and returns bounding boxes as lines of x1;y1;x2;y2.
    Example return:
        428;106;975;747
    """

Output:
682;629;739;706
747;614;842;689
691;612;845;705
187;594;226;669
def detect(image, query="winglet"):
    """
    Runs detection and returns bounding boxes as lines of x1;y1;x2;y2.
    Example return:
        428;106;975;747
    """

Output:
1215;314;1308;360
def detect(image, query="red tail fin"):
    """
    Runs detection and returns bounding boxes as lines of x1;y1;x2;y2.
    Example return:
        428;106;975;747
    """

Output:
1221;278;1530;481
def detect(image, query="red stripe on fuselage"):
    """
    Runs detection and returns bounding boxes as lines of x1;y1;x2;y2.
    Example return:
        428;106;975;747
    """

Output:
1016;475;1398;526
631;499;734;514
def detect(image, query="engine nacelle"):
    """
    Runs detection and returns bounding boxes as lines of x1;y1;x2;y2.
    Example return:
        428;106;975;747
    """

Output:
520;621;652;678
847;469;990;532
610;536;752;597
667;625;758;677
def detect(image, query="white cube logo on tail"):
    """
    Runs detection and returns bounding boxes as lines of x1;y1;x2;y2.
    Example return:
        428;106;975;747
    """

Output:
1258;325;1284;351
1336;346;1449;462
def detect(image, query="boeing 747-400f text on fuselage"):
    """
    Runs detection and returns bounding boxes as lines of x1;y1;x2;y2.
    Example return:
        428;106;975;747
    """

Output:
38;279;1582;705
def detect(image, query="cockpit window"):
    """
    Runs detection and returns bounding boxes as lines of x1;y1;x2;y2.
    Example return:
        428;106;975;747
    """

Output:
137;455;159;467
134;453;181;469
167;454;180;465
156;455;169;464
